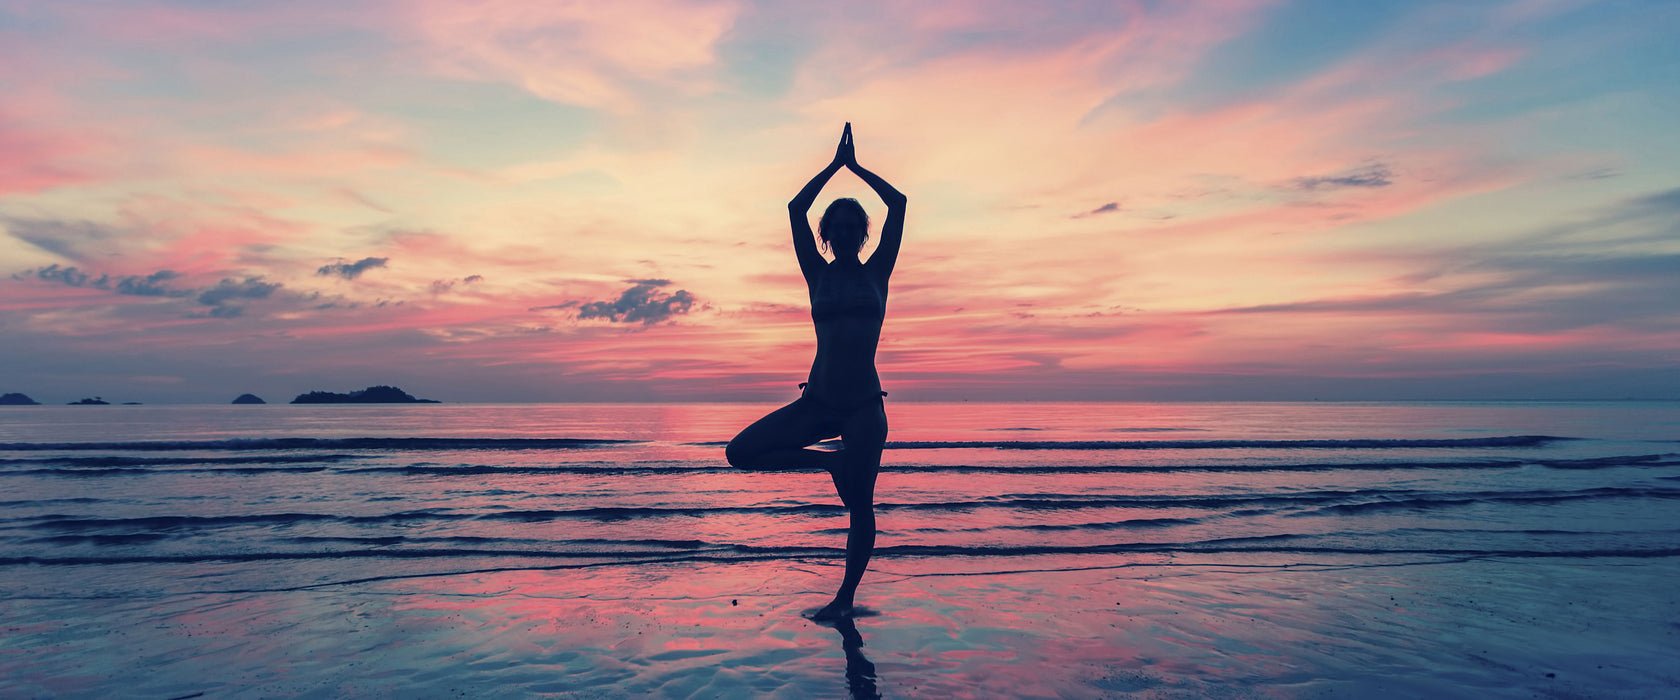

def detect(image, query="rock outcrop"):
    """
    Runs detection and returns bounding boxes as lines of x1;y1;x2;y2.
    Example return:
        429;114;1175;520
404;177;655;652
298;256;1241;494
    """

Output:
290;385;440;404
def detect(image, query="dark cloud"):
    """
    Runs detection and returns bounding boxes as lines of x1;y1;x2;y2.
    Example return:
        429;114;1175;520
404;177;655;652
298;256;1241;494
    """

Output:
529;301;580;312
1565;167;1620;181
196;277;280;306
113;270;186;297
428;274;485;295
20;264;190;298
4;218;122;261
1072;202;1120;219
1627;186;1680;213
575;280;695;326
317;257;389;279
25;264;99;287
195;276;281;317
1292;164;1393;191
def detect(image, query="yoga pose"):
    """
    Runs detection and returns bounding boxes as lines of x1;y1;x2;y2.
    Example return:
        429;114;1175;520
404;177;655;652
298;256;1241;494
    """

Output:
726;123;906;621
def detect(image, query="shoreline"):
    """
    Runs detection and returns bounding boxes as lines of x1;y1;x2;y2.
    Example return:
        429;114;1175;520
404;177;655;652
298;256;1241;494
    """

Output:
6;556;1675;698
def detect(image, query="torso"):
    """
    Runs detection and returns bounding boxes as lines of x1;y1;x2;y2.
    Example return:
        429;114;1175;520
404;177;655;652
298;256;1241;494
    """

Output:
806;259;886;408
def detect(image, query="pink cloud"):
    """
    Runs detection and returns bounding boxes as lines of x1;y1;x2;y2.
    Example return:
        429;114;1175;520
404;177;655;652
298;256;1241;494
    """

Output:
0;84;113;196
0;122;101;195
30;2;368;44
0;0;1667;401
402;0;741;112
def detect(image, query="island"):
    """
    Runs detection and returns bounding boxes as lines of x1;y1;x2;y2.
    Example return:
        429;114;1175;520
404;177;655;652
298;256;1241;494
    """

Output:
68;397;111;405
289;385;440;404
0;392;41;405
232;393;267;404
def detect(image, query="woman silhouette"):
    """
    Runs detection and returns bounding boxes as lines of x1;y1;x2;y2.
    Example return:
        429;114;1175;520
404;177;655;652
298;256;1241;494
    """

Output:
726;123;906;621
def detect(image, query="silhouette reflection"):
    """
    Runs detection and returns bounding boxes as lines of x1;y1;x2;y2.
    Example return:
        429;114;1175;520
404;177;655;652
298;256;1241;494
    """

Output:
816;615;880;699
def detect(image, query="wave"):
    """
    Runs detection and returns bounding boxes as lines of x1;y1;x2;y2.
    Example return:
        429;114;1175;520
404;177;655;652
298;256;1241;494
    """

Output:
0;497;104;506
881;436;1572;450
319;460;1563;477
14;510;468;531
33;528;1665;551
681;435;1572;449
10;453;1671;480
0;454;365;467
6;538;1676;568
14;486;1678;533
912;516;1203;533
1;466;338;478
278;535;710;549
0;435;1578;468
0;453;364;478
1289;487;1680;515
982;427;1211;433
1539;454;1680;469
0;437;638;452
25;533;173;546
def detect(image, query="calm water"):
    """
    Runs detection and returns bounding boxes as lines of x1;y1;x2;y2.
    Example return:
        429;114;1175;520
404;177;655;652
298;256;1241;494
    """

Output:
2;401;1677;599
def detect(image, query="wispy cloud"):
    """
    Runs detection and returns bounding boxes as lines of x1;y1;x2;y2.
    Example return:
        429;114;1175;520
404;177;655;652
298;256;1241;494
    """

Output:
5;218;124;261
428;274;483;295
403;0;741;112
1072;202;1120;219
1291;164;1394;191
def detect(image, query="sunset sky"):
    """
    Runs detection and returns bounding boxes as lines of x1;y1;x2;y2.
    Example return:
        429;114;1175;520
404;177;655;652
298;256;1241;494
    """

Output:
2;0;1677;403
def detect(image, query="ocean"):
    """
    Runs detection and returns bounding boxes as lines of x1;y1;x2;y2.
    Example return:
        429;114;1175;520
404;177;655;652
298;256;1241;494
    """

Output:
3;401;1677;697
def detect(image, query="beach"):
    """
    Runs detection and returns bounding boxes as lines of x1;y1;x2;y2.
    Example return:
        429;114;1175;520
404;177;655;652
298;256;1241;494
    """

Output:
8;557;1676;697
3;402;1678;698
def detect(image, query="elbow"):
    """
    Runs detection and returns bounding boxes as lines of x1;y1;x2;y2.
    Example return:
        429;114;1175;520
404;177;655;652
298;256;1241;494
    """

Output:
889;194;908;209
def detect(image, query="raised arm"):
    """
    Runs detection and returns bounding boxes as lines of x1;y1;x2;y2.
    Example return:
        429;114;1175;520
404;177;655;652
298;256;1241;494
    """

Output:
789;133;850;284
847;141;907;280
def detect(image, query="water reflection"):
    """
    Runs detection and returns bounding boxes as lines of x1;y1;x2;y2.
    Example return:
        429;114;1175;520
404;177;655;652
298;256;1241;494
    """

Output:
818;616;879;699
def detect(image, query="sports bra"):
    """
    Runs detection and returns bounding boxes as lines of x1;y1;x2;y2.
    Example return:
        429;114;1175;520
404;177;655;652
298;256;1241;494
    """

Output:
811;264;884;323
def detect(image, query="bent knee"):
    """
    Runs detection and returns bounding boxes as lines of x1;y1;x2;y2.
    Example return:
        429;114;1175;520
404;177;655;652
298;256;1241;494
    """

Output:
724;438;754;469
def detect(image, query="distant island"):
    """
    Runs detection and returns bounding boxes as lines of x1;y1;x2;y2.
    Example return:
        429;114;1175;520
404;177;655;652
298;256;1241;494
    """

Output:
232;393;267;404
68;397;110;405
0;393;41;405
290;385;439;404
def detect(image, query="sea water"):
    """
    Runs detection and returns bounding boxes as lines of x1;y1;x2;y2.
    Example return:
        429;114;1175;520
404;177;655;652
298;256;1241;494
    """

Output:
3;401;1676;599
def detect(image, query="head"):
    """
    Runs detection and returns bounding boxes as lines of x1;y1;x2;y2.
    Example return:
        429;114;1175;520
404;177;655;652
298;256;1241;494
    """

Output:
818;198;870;256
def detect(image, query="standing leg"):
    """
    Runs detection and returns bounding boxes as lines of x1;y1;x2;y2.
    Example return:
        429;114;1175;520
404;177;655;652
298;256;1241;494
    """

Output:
812;400;887;620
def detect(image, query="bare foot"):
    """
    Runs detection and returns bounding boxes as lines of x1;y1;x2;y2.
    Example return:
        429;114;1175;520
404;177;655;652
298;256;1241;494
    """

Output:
809;600;854;621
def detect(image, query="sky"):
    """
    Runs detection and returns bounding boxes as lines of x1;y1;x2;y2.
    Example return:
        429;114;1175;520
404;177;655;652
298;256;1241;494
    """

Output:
2;0;1677;403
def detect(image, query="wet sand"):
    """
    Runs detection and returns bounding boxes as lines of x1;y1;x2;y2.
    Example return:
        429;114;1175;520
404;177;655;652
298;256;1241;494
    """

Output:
5;556;1676;698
